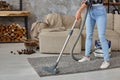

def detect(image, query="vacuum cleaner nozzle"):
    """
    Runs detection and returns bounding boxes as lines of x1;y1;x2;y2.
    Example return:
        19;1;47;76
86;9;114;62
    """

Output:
42;65;59;74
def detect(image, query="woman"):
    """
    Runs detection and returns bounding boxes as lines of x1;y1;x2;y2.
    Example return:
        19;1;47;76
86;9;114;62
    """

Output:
75;0;110;69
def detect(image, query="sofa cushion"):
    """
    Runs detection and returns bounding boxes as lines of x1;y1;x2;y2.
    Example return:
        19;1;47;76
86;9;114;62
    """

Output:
106;13;114;30
114;14;120;34
39;29;81;53
61;15;82;29
43;13;64;28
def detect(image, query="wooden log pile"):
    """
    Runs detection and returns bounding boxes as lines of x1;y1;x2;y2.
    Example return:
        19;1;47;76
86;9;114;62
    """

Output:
0;23;27;42
0;0;12;11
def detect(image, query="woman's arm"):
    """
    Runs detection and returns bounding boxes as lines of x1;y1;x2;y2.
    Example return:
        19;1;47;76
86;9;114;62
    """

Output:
75;3;87;21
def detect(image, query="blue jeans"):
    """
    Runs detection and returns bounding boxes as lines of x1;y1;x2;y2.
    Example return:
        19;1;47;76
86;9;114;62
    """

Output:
85;4;109;61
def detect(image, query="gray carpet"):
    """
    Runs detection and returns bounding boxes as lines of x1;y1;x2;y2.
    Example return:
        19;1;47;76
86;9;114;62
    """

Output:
28;52;120;77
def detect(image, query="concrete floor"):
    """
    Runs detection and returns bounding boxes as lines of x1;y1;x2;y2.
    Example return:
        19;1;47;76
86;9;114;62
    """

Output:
0;43;120;80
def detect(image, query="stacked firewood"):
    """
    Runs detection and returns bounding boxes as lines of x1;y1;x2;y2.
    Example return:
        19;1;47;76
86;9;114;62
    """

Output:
0;23;27;42
0;0;12;11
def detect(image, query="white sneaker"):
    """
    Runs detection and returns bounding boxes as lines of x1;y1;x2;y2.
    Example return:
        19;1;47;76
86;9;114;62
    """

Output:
100;61;110;69
78;56;90;62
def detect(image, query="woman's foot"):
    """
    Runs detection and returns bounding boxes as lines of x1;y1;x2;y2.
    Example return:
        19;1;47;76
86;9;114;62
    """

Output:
78;56;90;62
100;61;110;69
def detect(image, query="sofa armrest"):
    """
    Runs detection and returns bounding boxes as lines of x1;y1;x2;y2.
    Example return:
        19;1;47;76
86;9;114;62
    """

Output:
61;15;82;29
30;22;48;41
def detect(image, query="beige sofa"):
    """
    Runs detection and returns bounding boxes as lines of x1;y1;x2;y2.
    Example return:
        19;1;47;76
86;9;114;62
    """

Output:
38;13;120;53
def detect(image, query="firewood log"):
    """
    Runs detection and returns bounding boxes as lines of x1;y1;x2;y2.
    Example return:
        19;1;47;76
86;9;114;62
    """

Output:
0;23;26;42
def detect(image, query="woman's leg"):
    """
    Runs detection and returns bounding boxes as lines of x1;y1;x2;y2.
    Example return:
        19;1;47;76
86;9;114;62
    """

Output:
96;13;109;61
85;14;95;56
78;13;95;62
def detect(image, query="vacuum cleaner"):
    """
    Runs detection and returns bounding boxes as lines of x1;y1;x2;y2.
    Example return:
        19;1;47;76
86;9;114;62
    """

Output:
93;40;111;57
42;2;91;74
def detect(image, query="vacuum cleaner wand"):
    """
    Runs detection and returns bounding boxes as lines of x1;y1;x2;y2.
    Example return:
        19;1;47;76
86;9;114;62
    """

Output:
42;20;77;74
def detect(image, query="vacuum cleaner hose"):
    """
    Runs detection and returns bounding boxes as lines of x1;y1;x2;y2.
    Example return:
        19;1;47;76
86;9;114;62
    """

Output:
70;6;90;61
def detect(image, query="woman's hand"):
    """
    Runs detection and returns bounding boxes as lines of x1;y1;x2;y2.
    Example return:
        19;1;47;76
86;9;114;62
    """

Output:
75;10;81;21
75;3;87;21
